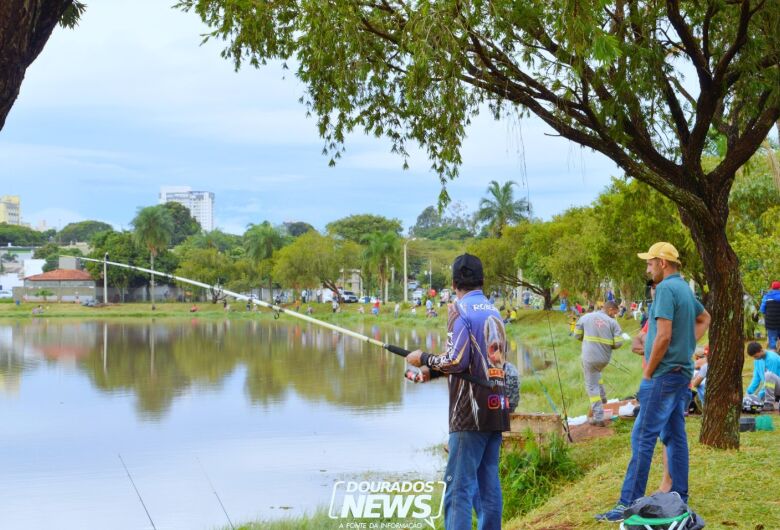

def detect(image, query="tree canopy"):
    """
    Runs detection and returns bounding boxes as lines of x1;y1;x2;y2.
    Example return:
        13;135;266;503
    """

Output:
0;223;47;246
475;181;531;237
162;202;202;246
178;0;780;448
326;214;403;243
56;220;113;245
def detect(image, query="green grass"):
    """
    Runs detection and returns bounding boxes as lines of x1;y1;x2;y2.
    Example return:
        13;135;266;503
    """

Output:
500;433;582;520
507;416;780;530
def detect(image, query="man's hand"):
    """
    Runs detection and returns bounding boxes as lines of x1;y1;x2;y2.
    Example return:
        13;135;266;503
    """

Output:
405;366;431;383
406;349;424;367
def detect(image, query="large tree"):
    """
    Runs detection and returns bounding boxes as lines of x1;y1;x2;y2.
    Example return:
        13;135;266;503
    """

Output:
273;232;362;298
0;1;84;130
162;202;202;246
244;221;285;302
179;0;780;448
57;220;113;245
0;223;47;246
363;231;400;303
131;206;174;310
475;180;531;237
87;230;146;302
326;214;403;243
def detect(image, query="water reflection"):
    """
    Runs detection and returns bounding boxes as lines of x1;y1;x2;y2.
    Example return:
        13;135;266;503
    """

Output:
0;319;461;419
0;318;551;529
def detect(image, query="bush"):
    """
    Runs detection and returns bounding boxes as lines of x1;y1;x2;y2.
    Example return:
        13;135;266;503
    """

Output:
500;432;582;520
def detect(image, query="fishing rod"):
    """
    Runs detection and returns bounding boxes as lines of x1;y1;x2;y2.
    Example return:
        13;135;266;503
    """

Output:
72;256;496;390
197;457;235;530
545;311;573;442
118;453;157;530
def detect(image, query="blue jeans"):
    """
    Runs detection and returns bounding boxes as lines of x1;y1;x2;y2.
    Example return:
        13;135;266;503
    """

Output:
443;431;502;530
768;328;778;350
619;372;691;506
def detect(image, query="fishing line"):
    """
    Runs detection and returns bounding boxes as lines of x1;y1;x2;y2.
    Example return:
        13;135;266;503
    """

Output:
197;457;235;530
118;454;157;530
545;311;573;442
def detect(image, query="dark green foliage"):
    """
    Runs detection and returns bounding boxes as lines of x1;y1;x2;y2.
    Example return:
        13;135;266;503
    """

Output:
282;221;315;237
326;214;402;243
411;205;474;240
162;202;202;245
500;433;581;520
0;223;47;246
56;220;113;245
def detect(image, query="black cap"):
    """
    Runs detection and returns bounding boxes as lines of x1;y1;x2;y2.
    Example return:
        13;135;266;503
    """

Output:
452;254;484;284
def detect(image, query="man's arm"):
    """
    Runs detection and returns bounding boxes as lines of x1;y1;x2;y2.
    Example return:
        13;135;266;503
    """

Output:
644;318;671;379
611;319;625;349
746;359;764;395
631;331;646;355
760;294;768;314
695;309;711;342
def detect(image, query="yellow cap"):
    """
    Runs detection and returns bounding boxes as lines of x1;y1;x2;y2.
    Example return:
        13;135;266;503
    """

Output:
637;242;681;264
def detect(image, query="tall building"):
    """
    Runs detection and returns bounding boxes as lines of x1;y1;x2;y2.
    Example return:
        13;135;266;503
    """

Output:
159;186;214;231
0;196;21;225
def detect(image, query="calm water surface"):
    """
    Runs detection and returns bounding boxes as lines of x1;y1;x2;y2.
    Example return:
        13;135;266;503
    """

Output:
0;318;543;529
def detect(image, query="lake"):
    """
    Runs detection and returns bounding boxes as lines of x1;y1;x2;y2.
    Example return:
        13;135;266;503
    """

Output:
0;318;543;529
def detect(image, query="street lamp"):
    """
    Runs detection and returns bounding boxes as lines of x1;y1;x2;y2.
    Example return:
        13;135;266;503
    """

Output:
403;237;417;304
103;252;109;305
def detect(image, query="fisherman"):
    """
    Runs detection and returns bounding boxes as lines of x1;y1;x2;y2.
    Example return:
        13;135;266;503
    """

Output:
406;253;509;530
574;300;625;426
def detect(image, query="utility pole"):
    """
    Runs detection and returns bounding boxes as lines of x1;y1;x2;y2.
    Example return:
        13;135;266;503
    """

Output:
403;238;416;303
103;253;109;304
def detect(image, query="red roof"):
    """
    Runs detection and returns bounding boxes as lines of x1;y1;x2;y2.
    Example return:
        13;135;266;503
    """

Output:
25;269;94;281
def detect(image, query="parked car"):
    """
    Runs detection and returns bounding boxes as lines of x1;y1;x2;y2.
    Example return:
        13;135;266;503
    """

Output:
358;295;379;304
80;298;97;307
0;290;12;299
340;290;359;303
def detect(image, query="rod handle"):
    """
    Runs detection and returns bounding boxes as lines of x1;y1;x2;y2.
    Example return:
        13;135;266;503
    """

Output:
384;344;412;357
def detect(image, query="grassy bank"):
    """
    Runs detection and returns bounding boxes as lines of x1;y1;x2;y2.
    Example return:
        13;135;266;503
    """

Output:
508;416;780;529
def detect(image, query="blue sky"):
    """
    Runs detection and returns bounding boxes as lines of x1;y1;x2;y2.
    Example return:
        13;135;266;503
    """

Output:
0;1;622;235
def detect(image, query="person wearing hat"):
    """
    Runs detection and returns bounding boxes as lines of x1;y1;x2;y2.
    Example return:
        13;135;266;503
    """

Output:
759;281;780;350
596;242;710;523
406;253;509;530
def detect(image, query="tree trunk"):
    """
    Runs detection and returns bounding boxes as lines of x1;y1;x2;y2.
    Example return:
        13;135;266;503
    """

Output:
682;211;744;449
543;288;554;311
0;1;72;130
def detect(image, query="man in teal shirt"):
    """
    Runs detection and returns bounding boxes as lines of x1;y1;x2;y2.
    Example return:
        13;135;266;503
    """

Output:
745;342;780;403
597;242;710;522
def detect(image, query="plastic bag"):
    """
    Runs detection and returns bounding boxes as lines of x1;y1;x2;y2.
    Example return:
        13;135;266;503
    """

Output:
621;492;705;530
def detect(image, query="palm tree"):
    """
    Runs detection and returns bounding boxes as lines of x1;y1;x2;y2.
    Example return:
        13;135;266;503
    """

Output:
363;231;400;303
245;221;285;302
131;206;174;310
475;180;531;237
